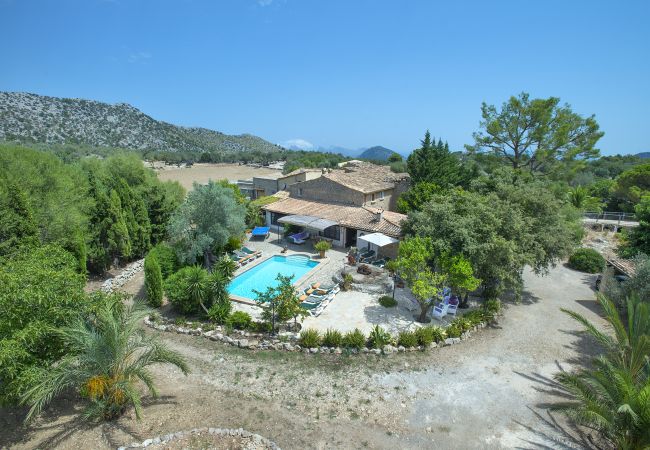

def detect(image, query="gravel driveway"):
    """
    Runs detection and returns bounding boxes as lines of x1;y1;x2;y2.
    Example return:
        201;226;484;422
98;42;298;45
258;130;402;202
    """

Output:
1;265;605;449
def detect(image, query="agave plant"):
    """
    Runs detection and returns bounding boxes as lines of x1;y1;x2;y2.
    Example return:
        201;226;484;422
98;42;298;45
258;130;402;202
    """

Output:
555;294;650;448
22;298;189;422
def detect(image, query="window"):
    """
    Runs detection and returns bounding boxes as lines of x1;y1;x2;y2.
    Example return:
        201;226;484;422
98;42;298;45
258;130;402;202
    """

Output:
379;191;384;200
319;225;340;241
371;193;375;201
298;188;303;197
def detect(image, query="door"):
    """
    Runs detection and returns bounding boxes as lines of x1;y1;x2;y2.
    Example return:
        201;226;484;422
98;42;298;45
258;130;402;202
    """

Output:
345;227;357;247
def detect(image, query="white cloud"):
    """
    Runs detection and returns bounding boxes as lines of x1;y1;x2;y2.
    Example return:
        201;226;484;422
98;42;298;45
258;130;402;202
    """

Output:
283;138;315;151
128;51;152;64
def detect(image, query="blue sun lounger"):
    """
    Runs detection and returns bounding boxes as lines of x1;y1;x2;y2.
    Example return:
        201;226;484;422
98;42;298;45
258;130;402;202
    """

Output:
251;226;270;238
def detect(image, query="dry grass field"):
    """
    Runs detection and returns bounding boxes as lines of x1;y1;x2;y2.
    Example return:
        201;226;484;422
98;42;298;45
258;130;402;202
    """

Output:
154;163;281;191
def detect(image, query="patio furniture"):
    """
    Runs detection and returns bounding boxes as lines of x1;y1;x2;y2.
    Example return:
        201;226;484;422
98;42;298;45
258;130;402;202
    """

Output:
446;296;459;316
242;246;262;258
432;302;449;320
313;284;340;296
288;231;309;244
359;249;375;261
371;258;386;268
251;226;270;239
233;250;255;263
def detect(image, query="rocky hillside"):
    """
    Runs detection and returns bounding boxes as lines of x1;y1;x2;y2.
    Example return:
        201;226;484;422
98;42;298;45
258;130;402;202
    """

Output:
359;145;397;160
0;92;284;155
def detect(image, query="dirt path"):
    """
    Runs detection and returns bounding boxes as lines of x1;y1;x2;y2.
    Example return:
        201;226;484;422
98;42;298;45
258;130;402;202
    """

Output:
0;265;604;449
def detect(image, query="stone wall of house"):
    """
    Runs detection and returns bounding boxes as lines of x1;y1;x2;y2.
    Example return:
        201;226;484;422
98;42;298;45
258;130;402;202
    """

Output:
361;188;395;210
287;177;364;206
252;177;279;196
389;178;410;211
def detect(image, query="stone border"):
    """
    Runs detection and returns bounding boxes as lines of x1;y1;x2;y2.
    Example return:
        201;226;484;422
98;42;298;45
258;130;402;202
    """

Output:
117;427;280;449
144;315;493;355
101;259;144;293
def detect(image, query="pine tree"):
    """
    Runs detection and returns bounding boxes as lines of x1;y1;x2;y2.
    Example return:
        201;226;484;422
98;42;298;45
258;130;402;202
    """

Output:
407;130;463;187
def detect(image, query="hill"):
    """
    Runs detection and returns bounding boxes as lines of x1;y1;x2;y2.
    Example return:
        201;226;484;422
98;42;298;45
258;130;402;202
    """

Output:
0;92;284;155
358;145;397;160
636;152;650;159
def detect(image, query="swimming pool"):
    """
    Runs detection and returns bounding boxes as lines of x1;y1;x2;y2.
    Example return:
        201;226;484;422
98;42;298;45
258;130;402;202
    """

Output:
228;255;319;301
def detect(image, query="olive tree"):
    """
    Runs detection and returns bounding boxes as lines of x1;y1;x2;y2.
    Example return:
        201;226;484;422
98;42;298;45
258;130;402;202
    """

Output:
167;181;246;268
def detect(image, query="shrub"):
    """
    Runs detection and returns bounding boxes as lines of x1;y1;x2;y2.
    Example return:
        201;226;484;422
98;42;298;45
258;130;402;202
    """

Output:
568;248;605;273
148;243;178;279
314;240;331;254
397;331;418;348
462;310;486;326
224;235;243;253
164;266;210;315
342;328;366;349
414;326;434;347
484;299;501;315
446;323;462;338
144;254;163;307
227;311;252;330
342;273;353;291
454;317;473;332
367;325;393;349
378;295;397;308
207;301;232;324
299;328;321;348
322;328;343;347
426;325;446;343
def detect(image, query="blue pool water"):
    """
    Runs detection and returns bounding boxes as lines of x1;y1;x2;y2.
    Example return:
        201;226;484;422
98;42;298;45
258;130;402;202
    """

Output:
228;255;319;300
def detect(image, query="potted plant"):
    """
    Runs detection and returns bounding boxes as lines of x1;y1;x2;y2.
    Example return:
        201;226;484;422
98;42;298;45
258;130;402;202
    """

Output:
314;240;331;258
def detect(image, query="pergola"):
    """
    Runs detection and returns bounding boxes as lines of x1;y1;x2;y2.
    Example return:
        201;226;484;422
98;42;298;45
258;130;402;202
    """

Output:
358;232;399;255
277;214;338;231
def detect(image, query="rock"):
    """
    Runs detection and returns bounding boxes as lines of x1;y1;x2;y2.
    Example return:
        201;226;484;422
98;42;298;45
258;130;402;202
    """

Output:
302;348;310;353
334;347;342;354
294;345;301;351
382;345;394;354
362;347;369;354
309;347;318;353
371;348;381;355
142;438;153;446
397;345;405;352
431;342;438;348
273;343;283;351
237;339;248;348
283;343;294;351
152;437;161;445
320;346;329;353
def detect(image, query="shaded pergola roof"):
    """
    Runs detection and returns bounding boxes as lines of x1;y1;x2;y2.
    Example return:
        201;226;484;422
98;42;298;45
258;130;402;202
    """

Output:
358;232;399;247
277;214;338;231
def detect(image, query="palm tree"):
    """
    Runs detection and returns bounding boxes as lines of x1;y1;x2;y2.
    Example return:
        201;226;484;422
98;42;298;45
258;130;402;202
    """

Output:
561;294;650;378
554;294;650;448
22;298;189;422
568;186;603;212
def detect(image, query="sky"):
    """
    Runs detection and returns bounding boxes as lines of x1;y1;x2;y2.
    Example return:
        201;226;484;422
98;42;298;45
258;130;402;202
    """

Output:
1;0;649;156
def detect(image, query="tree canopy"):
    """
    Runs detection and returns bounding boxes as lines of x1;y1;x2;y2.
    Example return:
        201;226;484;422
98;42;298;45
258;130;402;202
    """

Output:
406;131;466;186
167;180;246;267
466;92;603;173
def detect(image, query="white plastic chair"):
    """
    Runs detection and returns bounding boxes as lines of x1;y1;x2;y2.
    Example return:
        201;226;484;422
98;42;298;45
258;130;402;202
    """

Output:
432;303;448;320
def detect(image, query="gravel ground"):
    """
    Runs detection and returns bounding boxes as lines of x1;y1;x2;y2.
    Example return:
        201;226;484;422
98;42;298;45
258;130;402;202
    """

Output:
0;264;606;449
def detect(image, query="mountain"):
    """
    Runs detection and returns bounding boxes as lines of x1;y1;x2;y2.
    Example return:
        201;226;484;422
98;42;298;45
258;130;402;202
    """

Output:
636;152;650;159
0;92;284;155
358;145;397;160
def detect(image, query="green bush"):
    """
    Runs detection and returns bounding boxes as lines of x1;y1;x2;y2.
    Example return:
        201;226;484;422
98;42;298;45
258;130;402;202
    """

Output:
148;243;178;279
427;325;447;343
484;299;501;316
314;240;331;254
322;328;343;347
342;328;366;349
397;331;418;347
378;295;397;308
164;266;210;315
568;248;605;273
367;325;393;349
207;301;232;324
144;254;163;307
227;311;252;330
342;273;353;291
414;326;434;347
446;323;462;338
462;310;486;326
299;328;321;348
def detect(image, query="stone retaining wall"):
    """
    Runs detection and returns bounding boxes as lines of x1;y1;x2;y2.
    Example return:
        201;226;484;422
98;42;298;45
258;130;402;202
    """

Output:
101;259;144;293
144;315;491;356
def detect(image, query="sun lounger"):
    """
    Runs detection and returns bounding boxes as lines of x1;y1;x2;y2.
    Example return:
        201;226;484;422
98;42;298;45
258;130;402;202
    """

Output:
251;226;270;239
288;231;309;244
242;246;262;258
359;249;375;261
371;258;386;268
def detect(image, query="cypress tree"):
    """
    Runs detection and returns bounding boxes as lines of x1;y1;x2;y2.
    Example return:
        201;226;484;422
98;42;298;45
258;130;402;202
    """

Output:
144;254;163;307
406;130;463;187
107;189;132;264
0;181;39;256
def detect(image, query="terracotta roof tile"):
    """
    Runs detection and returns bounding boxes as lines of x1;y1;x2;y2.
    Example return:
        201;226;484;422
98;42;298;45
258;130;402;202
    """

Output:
322;161;409;193
262;197;405;238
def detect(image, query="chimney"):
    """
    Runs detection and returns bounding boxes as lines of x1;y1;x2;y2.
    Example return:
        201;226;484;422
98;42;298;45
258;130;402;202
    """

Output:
374;209;383;222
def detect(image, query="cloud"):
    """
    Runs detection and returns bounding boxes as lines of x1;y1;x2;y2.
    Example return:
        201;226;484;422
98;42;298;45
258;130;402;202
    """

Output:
128;51;152;64
283;139;315;151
